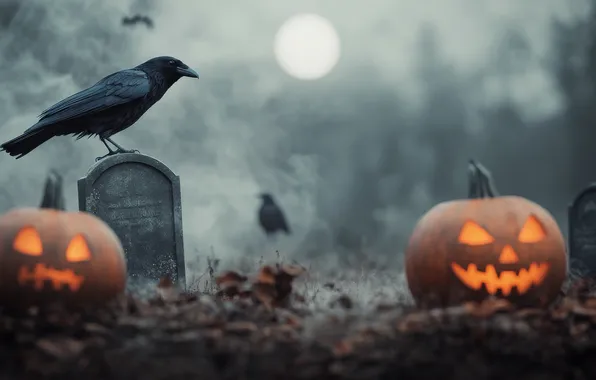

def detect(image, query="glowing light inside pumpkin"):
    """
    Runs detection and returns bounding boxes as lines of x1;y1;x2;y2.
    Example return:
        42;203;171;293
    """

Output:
498;245;519;264
451;262;550;296
452;215;551;295
13;226;43;256
518;215;546;243
66;234;92;262
457;221;494;245
18;263;84;291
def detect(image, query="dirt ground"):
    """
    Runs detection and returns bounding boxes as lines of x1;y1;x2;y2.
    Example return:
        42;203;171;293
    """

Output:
2;266;596;380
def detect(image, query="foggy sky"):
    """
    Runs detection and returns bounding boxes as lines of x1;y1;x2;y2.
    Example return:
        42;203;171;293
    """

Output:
0;0;586;272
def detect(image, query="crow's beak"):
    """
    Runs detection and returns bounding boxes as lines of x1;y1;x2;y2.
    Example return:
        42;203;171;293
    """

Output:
177;67;199;79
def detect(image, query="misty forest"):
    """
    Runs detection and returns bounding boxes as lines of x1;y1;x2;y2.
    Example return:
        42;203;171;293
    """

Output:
0;0;591;268
2;1;596;379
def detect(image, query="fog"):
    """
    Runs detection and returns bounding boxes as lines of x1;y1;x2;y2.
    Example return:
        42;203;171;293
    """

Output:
0;0;593;275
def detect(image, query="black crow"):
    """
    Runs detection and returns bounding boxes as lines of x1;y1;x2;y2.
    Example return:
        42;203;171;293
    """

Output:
258;193;291;237
122;14;154;29
1;56;199;161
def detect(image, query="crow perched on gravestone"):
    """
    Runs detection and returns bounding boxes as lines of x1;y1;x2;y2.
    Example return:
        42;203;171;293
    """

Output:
258;193;291;237
1;56;199;161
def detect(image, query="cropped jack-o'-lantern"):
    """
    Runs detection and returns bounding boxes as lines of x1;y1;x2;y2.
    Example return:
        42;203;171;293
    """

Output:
405;160;567;307
0;171;126;308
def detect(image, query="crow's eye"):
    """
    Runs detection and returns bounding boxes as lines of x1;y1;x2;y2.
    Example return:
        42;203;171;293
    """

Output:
168;60;176;65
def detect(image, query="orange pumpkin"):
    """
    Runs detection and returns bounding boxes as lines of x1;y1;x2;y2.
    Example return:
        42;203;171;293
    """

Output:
405;160;567;307
0;171;126;308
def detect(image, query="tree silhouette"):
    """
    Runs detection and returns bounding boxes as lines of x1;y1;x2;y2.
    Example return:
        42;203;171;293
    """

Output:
414;24;470;201
551;1;596;191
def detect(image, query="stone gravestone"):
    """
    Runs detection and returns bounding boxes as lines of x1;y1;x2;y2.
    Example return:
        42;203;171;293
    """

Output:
78;153;186;290
568;183;596;278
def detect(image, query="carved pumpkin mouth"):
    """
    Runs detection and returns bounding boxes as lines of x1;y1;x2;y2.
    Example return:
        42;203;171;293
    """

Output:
17;264;85;292
450;262;550;296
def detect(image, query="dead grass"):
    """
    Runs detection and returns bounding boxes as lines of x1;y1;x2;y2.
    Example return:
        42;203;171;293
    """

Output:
185;251;413;311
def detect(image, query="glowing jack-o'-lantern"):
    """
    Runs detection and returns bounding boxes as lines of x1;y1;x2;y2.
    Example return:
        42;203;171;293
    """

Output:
405;160;567;307
0;171;126;308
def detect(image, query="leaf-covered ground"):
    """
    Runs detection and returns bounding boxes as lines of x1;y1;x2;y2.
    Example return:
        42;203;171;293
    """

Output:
2;265;596;380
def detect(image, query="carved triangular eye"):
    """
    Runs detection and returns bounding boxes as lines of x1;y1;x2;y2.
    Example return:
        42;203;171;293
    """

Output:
518;215;546;243
13;226;43;256
458;221;494;246
65;234;92;262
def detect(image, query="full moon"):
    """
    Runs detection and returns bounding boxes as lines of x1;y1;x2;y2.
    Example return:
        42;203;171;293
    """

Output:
273;13;341;80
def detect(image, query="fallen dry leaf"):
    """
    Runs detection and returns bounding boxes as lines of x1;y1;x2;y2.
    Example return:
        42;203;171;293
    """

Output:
83;323;111;335
215;271;248;298
571;304;596;318
215;271;248;287
274;266;303;305
277;264;306;278
236;264;307;309
277;309;303;328
256;266;277;285
252;283;276;310
358;325;394;339
36;338;85;359
157;277;173;288
156;277;182;303
396;312;432;333
333;340;354;357
465;298;512;318
441;304;476;318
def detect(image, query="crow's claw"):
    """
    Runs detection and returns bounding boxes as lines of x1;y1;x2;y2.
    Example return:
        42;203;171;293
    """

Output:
95;151;117;162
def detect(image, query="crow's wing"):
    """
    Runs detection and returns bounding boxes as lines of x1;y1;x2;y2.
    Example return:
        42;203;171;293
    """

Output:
278;211;291;233
259;205;291;233
25;69;150;133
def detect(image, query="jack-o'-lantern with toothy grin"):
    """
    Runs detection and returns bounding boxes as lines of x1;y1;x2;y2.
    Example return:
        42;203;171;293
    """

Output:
0;171;126;308
405;160;567;307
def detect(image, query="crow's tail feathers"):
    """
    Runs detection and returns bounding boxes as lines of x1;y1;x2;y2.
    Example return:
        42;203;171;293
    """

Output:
1;128;53;159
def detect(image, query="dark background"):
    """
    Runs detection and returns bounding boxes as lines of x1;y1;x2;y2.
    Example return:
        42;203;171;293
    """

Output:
0;0;593;270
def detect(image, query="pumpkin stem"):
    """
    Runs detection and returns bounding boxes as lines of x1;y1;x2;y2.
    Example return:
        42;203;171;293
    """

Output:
467;159;500;199
39;170;66;210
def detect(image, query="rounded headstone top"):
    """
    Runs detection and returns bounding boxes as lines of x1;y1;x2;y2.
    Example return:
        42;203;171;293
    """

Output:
572;183;596;203
80;153;178;183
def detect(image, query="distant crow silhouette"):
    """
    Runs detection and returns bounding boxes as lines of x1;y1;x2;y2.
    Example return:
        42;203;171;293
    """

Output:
1;56;199;161
122;14;154;29
258;193;291;237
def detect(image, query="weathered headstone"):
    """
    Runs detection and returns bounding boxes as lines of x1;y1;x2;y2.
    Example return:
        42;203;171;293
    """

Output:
78;153;185;290
569;183;596;277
